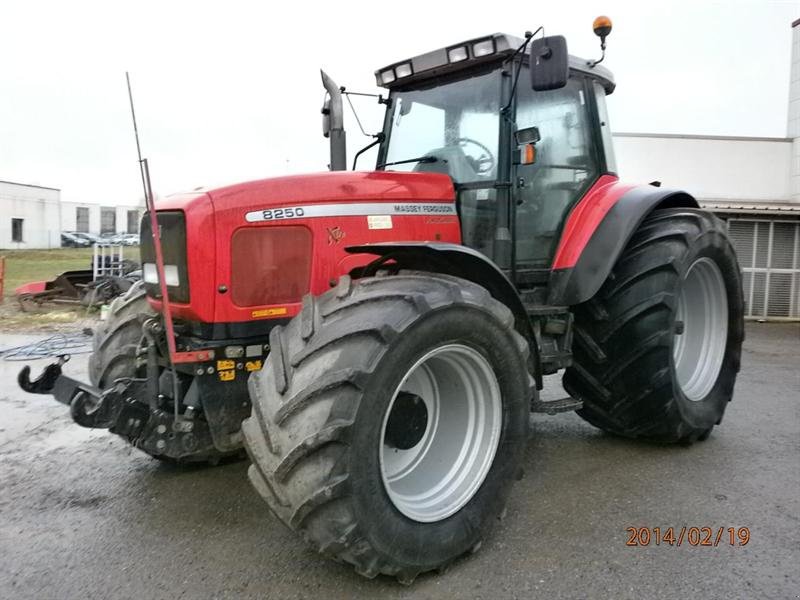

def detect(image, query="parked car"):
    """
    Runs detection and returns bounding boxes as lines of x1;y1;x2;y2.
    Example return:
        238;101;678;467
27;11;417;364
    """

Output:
97;232;125;244
118;234;140;246
61;232;91;247
72;232;103;244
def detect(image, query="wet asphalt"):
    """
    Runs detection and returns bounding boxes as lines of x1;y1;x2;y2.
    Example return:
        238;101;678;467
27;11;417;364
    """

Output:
0;323;798;600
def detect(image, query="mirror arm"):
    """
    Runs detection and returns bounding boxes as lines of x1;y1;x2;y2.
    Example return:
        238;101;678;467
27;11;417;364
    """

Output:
352;133;385;171
500;28;540;114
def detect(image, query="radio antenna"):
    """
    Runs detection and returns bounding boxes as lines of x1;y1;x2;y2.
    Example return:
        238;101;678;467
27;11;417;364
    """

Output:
125;72;184;423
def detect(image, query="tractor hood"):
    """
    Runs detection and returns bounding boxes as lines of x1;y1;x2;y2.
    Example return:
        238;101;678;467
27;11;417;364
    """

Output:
205;170;455;209
146;170;460;327
155;170;455;215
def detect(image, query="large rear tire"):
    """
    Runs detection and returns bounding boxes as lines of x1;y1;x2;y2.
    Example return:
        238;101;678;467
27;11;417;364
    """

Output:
564;208;745;443
243;273;530;582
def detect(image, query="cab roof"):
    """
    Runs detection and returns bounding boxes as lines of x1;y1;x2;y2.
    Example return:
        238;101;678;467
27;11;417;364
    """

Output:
375;32;615;94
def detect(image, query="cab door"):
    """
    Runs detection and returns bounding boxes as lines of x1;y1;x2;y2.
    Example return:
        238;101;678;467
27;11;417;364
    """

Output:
512;77;599;269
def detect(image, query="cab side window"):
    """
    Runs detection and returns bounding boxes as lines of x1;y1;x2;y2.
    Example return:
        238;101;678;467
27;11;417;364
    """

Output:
514;77;598;267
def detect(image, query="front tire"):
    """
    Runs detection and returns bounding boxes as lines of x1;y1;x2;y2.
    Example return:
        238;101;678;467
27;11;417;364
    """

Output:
564;209;745;443
243;273;530;582
88;280;240;464
88;280;155;387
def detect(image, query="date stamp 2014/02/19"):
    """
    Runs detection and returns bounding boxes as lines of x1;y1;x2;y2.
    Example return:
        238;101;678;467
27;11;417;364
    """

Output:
626;527;751;547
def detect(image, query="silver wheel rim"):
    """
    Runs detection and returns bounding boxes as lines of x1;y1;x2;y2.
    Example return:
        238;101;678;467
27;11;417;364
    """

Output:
673;257;728;401
379;344;502;523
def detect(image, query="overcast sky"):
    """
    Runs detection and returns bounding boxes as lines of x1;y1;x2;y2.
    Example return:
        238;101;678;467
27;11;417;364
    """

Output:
0;0;796;205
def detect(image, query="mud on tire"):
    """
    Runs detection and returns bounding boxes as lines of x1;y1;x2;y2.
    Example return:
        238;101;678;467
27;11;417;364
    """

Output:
243;272;531;583
564;208;745;443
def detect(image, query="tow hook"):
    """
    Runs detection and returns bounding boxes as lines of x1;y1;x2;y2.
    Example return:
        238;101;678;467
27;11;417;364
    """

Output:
17;356;116;428
17;355;69;394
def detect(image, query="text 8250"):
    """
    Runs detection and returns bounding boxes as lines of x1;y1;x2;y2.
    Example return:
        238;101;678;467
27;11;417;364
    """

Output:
260;207;305;221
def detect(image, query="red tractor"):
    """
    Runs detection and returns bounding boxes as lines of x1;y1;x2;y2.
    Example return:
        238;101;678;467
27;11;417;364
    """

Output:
21;19;744;582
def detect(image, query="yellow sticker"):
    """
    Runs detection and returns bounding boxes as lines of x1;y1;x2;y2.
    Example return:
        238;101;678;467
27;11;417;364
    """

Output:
245;359;263;372
251;307;288;318
217;359;235;371
218;369;235;382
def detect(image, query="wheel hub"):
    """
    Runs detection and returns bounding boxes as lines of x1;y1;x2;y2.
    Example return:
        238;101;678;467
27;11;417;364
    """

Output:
379;344;502;523
384;392;428;450
673;257;729;401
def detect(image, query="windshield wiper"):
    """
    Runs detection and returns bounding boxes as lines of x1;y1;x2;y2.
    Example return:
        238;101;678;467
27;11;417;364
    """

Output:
377;155;438;169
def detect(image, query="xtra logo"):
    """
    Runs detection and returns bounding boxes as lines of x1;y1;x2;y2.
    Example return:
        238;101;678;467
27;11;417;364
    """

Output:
327;226;345;245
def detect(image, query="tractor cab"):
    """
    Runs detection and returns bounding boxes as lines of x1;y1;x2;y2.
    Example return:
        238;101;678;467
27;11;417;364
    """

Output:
373;33;617;273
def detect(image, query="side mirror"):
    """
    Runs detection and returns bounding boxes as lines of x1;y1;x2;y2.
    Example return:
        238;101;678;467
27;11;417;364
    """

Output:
515;126;541;145
529;35;569;91
321;98;331;138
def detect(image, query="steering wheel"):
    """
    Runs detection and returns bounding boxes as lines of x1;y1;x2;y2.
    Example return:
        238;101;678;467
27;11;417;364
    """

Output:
456;137;496;175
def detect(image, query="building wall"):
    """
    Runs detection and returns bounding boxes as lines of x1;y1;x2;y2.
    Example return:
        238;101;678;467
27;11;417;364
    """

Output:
0;181;61;249
60;201;100;234
60;202;144;235
612;134;793;204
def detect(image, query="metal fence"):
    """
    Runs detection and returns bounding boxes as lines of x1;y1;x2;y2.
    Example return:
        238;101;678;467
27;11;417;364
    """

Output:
726;218;800;320
92;244;126;281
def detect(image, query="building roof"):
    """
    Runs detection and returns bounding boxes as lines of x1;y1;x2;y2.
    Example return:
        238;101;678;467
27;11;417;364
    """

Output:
0;179;60;192
701;200;800;216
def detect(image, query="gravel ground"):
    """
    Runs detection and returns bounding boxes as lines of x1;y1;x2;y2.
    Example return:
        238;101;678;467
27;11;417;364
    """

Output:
0;323;797;599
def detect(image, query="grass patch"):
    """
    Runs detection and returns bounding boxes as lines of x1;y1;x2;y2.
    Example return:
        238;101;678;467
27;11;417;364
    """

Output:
0;303;90;331
1;247;140;296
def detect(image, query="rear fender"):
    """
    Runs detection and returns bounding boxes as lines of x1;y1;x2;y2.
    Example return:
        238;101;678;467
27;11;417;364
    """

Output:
548;185;700;306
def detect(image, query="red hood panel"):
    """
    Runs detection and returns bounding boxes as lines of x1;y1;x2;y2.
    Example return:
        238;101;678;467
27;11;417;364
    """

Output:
205;171;455;208
156;171;455;213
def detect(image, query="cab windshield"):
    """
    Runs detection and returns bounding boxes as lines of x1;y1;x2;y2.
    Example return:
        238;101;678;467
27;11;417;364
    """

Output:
379;70;501;184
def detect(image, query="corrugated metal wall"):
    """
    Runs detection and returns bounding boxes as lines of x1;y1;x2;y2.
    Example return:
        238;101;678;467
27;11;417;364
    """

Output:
726;218;800;319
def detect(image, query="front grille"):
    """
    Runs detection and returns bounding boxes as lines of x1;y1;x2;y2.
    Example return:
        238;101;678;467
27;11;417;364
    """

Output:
140;211;190;303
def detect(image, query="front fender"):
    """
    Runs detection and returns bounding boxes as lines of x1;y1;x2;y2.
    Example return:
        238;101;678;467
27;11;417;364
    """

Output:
345;241;535;349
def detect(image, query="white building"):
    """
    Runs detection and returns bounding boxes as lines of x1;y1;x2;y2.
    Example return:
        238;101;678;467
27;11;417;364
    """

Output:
0;179;144;250
60;201;144;237
611;18;800;319
0;180;62;249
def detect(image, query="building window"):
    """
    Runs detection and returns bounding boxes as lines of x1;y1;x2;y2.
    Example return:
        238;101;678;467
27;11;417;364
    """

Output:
127;210;140;234
100;208;116;234
76;207;90;233
11;218;23;242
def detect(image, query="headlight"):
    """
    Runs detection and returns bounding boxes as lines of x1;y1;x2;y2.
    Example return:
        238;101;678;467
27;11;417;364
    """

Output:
143;262;157;284
472;39;495;57
142;263;180;287
394;63;413;78
164;265;179;286
380;69;396;84
447;46;468;63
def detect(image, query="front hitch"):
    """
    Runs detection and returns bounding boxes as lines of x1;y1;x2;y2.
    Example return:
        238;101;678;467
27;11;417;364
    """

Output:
18;356;118;428
17;353;221;460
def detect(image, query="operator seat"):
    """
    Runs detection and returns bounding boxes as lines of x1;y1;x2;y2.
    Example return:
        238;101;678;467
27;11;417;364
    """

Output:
413;146;479;182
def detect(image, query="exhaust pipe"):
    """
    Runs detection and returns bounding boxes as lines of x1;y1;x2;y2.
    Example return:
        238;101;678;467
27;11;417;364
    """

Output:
321;70;347;171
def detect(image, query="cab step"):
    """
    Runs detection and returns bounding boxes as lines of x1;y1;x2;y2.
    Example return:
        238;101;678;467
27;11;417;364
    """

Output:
531;396;583;415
